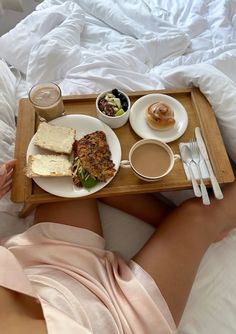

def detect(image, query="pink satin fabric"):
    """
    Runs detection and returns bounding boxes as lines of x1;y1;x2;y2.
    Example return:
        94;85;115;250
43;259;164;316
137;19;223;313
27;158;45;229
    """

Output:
0;222;176;333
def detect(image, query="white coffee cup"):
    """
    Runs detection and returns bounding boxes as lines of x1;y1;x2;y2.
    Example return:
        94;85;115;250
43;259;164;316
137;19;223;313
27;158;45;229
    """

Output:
120;139;180;181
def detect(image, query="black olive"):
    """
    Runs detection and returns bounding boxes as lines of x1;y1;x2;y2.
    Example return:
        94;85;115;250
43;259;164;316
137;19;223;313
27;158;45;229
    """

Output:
112;88;119;97
122;102;128;111
121;96;127;105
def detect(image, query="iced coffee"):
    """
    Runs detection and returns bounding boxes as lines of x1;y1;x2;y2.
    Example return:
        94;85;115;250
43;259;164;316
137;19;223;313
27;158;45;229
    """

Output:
29;83;64;121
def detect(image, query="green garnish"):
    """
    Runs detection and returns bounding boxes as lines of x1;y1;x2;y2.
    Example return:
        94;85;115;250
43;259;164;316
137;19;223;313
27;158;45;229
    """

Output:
72;158;98;189
80;173;98;188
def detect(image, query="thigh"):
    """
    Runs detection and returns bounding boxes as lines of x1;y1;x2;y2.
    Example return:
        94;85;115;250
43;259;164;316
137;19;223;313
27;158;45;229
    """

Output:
34;199;103;236
132;196;226;326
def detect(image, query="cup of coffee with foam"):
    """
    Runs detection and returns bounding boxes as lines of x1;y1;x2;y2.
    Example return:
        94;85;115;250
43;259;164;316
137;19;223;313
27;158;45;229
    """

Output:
120;139;180;181
29;82;65;121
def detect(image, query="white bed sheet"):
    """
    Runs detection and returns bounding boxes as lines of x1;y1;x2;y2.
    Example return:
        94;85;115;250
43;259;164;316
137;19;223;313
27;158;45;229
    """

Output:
0;1;236;333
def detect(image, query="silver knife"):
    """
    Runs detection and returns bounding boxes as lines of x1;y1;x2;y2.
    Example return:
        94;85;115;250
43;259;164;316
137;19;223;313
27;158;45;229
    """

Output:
195;127;223;200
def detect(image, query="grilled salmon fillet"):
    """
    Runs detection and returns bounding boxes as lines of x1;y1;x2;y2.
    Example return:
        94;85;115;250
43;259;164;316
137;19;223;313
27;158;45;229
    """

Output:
73;131;115;186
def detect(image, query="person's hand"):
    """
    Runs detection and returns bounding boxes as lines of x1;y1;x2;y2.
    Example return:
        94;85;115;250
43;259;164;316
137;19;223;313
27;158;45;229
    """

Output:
0;159;16;199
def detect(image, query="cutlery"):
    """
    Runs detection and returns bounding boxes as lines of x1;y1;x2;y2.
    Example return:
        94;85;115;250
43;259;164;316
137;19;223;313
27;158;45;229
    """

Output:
190;139;210;205
181;145;201;197
195;127;224;200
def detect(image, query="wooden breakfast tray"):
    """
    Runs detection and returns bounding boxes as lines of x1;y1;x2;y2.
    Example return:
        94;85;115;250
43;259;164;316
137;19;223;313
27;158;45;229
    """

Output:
11;87;235;217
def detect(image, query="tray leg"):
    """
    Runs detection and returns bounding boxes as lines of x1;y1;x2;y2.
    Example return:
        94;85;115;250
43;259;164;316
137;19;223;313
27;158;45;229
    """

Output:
18;203;38;218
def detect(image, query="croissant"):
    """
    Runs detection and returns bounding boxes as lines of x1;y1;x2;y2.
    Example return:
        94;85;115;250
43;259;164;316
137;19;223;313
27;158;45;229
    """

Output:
145;101;175;131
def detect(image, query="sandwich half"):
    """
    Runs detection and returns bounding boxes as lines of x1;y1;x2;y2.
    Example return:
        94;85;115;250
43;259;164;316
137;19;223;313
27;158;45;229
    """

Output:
33;122;76;155
26;154;72;177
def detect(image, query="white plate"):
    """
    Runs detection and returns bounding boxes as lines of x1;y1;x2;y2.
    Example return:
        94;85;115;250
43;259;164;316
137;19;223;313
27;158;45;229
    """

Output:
27;115;121;198
129;94;188;143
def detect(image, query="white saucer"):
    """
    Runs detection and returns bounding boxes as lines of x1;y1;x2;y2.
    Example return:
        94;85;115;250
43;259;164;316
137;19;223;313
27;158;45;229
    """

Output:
129;93;188;143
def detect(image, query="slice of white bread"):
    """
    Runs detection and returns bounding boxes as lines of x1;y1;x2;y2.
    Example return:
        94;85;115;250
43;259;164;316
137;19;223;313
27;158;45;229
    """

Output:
26;154;72;177
33;122;76;154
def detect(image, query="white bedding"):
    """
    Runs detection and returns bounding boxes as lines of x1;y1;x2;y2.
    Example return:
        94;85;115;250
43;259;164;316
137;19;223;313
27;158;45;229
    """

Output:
1;0;236;333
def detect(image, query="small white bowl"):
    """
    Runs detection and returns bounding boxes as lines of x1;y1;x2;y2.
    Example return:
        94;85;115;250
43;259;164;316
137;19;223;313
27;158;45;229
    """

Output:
96;90;131;129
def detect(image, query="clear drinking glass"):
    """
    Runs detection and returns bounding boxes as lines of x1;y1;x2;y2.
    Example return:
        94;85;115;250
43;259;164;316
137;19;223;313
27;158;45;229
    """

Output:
29;82;65;121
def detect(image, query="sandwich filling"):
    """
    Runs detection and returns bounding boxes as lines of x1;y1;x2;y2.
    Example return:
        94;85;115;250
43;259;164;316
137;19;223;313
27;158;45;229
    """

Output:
72;131;115;188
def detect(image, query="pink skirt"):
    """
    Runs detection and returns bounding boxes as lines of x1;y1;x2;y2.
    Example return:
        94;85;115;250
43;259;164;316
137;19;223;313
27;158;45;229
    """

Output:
0;222;177;333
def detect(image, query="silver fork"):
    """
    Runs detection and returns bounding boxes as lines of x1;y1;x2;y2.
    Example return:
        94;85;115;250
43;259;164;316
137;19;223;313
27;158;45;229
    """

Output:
190;139;210;205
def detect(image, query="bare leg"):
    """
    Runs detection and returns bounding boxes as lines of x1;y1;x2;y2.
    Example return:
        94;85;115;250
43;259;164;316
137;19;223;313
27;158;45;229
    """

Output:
34;198;103;236
100;193;173;227
132;183;236;326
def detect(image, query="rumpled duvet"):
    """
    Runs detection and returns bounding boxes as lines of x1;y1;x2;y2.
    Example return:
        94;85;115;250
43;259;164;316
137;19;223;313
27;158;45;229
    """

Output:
1;0;236;163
